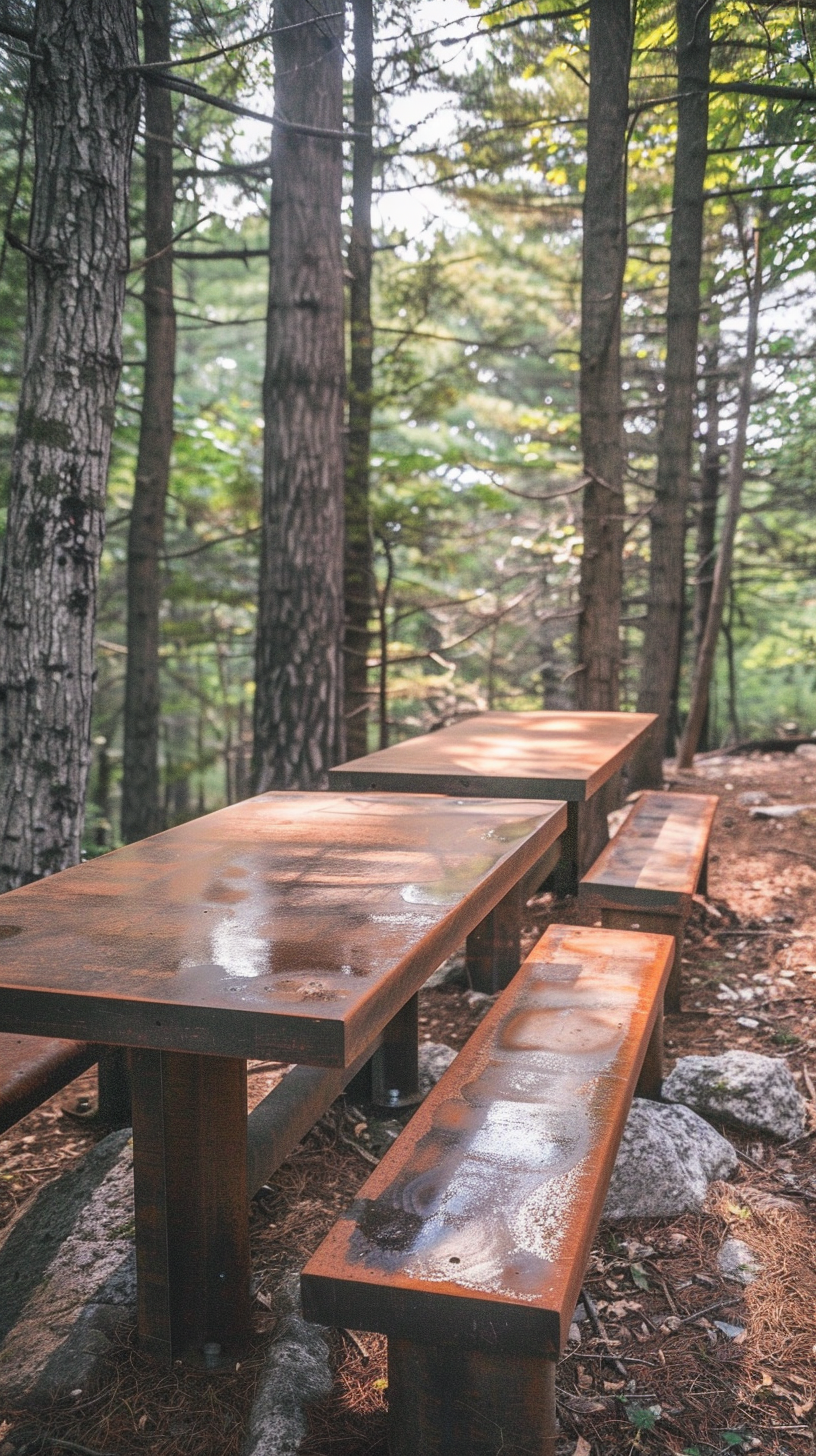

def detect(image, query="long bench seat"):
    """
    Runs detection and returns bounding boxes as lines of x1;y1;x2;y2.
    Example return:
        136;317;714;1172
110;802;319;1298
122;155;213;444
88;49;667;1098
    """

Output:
578;789;718;1011
302;922;674;1456
0;1034;97;1134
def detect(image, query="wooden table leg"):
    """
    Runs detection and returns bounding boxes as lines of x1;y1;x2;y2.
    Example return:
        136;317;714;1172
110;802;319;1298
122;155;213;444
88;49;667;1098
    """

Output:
130;1049;250;1364
466;882;521;994
348;995;421;1111
97;1047;132;1126
552;800;580;896
387;1338;556;1456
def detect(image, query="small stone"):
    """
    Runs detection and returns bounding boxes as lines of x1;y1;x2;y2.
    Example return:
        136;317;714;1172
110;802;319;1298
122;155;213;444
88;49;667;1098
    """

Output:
425;954;467;989
418;1042;457;1097
736;1017;759;1030
795;744;816;760
604;1100;738;1221
663;1050;807;1141
717;1237;762;1285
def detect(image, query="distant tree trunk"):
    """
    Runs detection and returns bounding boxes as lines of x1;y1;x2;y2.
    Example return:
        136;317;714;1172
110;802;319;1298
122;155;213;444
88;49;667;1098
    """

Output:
577;0;633;711
631;0;712;783
344;0;374;761
0;0;139;890
121;0;176;843
693;333;721;751
253;0;346;791
677;227;762;769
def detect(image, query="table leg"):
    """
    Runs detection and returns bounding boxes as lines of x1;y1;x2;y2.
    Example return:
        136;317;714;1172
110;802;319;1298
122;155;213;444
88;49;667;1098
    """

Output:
346;994;420;1111
465;882;521;994
97;1047;132;1126
130;1049;250;1365
552;801;580;896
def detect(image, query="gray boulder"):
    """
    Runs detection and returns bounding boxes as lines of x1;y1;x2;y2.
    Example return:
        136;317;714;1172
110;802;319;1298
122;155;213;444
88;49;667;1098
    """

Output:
604;1100;738;1221
663;1050;807;1141
418;1041;457;1097
0;1129;135;1407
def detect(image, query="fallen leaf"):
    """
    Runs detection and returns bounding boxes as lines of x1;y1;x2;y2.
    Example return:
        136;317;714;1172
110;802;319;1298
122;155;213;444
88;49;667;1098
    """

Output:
573;1440;591;1456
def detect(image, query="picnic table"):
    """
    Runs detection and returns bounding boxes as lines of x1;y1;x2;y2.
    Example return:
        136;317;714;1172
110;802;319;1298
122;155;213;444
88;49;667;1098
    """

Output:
0;790;565;1365
330;710;657;893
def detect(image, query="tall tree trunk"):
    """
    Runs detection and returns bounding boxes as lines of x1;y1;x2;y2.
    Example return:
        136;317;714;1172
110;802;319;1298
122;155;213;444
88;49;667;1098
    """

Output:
631;0;712;784
121;0;176;843
577;0;633;711
0;0;139;890
693;332;721;751
253;0;346;790
677;228;762;769
344;0;374;762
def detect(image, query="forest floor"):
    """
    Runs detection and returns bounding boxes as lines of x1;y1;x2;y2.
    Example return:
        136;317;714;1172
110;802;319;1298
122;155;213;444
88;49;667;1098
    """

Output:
1;749;816;1456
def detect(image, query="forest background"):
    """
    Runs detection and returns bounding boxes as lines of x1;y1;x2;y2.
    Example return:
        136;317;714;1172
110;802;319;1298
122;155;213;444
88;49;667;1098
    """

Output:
0;0;814;857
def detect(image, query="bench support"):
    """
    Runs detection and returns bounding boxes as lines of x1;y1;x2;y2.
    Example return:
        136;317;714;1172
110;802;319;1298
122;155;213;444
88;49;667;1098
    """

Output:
130;1049;250;1364
635;999;664;1100
346;994;420;1110
600;907;684;1012
387;1338;556;1456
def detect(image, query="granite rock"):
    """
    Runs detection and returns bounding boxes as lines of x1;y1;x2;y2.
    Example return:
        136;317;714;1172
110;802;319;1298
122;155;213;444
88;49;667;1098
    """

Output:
0;1129;135;1407
418;1041;457;1098
604;1100;738;1221
241;1273;332;1456
663;1050;807;1141
718;1237;762;1285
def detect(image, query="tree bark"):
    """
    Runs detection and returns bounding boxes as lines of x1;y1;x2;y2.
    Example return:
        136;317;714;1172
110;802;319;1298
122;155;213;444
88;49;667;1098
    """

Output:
253;0;346;791
631;0;712;784
344;0;374;762
577;0;632;711
0;0;139;889
693;333;721;751
677;228;762;769
121;0;176;843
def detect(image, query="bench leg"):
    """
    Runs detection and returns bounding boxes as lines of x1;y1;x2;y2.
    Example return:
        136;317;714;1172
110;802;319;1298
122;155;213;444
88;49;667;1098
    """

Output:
387;1338;556;1456
636;998;664;1100
346;994;421;1111
600;908;685;1014
130;1049;250;1365
466;883;521;994
698;849;709;898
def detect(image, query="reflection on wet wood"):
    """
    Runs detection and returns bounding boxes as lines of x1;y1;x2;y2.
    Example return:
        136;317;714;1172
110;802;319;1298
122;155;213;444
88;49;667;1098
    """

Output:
302;922;674;1357
0;792;565;1068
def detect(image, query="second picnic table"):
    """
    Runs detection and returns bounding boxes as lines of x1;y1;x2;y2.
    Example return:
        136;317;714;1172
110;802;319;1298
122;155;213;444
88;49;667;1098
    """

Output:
330;710;657;894
0;789;565;1365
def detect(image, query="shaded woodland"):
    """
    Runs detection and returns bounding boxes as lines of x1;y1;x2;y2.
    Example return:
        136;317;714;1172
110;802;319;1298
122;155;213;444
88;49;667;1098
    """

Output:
0;0;815;876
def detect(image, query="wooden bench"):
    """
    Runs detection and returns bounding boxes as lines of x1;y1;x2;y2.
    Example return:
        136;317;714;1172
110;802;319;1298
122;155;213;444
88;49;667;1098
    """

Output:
0;1034;97;1134
301;922;674;1456
579;790;717;1013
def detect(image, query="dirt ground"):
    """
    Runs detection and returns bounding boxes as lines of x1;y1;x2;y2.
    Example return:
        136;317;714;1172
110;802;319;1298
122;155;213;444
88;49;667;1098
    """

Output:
1;748;815;1456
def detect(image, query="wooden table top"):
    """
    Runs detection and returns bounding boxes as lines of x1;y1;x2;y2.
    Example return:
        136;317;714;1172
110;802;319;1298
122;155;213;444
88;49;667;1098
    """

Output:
329;711;657;802
0;792;566;1067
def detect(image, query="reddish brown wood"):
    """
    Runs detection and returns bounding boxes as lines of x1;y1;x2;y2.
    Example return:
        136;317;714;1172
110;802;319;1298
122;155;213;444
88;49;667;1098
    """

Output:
330;710;655;892
330;710;656;801
465;882;520;994
302;923;674;1356
387;1339;555;1456
580;791;717;1012
131;1049;250;1363
0;1033;96;1134
580;791;718;911
0;792;566;1068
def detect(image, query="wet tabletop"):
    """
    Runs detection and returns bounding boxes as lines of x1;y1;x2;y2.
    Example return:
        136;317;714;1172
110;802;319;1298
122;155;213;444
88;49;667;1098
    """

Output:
330;711;657;801
581;791;718;907
0;792;566;1066
302;923;674;1356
